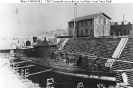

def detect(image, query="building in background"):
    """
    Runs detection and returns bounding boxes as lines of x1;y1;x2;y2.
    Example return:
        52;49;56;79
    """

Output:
110;22;133;36
68;12;111;37
55;29;68;37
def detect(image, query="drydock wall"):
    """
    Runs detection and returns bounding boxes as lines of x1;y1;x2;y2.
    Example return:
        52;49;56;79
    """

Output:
63;37;133;85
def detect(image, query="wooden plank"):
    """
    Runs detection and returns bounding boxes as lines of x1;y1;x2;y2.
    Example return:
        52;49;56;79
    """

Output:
11;60;32;65
15;65;34;69
116;68;133;72
116;60;133;64
26;69;52;77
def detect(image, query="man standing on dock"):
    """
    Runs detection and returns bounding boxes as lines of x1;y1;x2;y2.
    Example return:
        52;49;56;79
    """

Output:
66;52;69;64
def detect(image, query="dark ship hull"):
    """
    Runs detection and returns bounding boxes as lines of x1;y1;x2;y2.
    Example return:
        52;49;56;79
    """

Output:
19;54;116;82
0;46;116;83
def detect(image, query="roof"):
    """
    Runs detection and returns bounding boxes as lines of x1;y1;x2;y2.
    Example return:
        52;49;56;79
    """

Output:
68;12;111;23
34;40;57;47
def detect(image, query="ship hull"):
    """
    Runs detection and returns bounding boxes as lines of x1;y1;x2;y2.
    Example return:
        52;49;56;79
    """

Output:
20;56;116;82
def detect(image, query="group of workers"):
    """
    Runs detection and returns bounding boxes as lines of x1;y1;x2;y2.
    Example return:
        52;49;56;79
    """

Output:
51;51;84;65
51;51;70;64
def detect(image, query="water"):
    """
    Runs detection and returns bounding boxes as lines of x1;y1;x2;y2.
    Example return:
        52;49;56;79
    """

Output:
13;60;116;88
0;53;116;88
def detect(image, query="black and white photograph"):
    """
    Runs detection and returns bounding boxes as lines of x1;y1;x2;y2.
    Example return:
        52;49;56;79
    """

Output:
0;2;133;88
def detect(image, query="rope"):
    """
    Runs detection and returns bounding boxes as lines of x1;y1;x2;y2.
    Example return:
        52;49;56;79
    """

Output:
9;4;43;34
59;5;73;29
0;11;15;24
17;9;21;31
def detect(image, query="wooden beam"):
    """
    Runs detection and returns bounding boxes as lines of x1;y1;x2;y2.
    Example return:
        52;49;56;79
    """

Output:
11;60;32;65
26;69;52;77
15;65;34;69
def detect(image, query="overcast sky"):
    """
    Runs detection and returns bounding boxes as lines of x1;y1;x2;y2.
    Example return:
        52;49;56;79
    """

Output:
0;3;133;37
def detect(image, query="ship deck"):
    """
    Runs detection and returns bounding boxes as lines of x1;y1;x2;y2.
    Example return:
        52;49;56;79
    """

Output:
19;56;116;82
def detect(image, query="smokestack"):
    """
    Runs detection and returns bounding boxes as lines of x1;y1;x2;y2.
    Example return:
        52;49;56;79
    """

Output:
44;37;46;41
33;36;37;43
128;22;131;25
115;22;118;25
122;22;124;25
26;40;31;46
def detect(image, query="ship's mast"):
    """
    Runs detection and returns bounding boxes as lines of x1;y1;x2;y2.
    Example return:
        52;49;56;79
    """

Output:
73;3;77;37
123;14;124;24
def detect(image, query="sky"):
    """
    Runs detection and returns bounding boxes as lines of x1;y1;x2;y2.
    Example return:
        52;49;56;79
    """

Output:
0;3;133;37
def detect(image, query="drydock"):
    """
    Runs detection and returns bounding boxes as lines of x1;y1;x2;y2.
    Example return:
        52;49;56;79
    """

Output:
0;53;116;88
1;3;133;88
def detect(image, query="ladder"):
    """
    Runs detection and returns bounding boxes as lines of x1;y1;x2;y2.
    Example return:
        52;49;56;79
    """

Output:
112;37;128;58
59;38;69;50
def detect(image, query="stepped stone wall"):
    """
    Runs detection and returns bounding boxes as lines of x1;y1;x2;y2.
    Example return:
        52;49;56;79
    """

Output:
63;37;120;58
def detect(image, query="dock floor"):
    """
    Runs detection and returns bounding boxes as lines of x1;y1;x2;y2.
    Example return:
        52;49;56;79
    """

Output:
0;57;28;88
